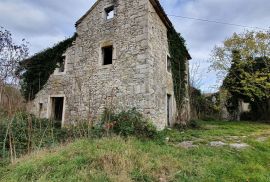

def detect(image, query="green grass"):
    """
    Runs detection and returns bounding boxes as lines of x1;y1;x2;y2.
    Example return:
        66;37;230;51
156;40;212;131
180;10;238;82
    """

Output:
1;120;270;182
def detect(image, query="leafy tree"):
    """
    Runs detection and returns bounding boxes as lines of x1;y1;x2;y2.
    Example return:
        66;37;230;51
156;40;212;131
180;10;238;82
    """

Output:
211;30;270;121
210;30;270;80
223;51;270;120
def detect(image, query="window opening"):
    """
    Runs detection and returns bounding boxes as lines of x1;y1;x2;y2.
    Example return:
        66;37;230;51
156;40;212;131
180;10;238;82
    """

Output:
167;56;171;73
59;56;66;72
105;6;114;20
102;46;113;65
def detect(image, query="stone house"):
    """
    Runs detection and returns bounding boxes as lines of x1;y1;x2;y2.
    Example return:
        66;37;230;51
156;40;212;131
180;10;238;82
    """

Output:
28;0;191;129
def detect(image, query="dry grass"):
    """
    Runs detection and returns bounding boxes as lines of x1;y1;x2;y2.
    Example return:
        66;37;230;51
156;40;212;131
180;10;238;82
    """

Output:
1;121;270;182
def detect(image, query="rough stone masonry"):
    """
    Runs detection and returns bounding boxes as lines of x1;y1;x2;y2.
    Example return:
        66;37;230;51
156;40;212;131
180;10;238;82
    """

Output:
28;0;191;129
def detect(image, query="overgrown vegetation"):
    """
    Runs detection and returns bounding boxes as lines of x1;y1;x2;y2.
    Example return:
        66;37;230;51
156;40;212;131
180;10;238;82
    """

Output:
210;30;270;121
1;120;270;181
0;109;157;164
99;108;157;139
167;28;190;123
16;34;77;100
223;50;270;121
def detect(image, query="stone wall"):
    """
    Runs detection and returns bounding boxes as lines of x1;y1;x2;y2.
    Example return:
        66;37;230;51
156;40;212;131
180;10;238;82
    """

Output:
147;1;177;128
28;0;189;129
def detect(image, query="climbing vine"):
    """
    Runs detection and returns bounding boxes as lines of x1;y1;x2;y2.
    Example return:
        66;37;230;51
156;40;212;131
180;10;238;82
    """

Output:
168;28;189;121
17;34;77;100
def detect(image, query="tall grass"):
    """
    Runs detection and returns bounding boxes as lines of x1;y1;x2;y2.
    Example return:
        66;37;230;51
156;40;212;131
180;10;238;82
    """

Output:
0;109;158;165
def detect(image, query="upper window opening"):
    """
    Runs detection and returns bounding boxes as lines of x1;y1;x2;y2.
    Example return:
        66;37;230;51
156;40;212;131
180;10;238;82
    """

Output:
102;45;113;65
167;56;171;73
59;56;66;73
105;6;114;20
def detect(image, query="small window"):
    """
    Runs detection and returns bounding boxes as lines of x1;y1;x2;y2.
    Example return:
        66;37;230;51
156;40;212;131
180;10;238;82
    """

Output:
39;103;43;116
102;46;113;65
105;6;114;20
59;56;66;73
167;56;171;73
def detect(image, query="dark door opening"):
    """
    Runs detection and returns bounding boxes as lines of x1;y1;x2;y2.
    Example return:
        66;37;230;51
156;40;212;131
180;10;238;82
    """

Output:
51;97;64;123
167;94;172;126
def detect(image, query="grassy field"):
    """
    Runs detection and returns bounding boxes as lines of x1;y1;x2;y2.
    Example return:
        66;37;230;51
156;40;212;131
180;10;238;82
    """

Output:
0;120;270;182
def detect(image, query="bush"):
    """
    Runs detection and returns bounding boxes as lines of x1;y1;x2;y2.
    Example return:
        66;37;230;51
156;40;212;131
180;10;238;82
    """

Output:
98;108;158;139
0;112;67;161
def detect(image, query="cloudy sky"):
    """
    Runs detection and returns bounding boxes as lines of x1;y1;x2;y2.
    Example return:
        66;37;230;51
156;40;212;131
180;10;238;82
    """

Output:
1;0;269;92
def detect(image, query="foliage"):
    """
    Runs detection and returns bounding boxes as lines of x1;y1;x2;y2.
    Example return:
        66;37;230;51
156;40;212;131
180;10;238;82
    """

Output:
0;113;66;161
190;87;226;120
223;50;270;121
210;30;270;121
17;34;77;100
0;109;157;164
98;108;158;139
167;28;190;123
1;120;270;182
210;30;270;80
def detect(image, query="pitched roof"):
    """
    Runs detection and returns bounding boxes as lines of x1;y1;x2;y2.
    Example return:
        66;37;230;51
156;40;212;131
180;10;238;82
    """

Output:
75;0;172;28
75;0;101;27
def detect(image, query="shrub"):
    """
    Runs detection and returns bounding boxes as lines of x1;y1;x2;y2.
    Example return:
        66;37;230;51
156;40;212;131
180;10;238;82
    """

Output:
0;112;66;161
99;108;158;139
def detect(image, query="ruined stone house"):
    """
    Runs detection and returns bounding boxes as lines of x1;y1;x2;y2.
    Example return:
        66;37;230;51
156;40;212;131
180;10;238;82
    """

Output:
28;0;191;129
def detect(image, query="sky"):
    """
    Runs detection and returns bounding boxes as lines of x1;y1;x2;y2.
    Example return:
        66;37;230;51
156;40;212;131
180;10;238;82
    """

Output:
1;0;269;92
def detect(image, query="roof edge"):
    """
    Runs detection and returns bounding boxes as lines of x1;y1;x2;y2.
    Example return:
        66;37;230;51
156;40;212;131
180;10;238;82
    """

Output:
75;0;101;27
75;0;191;59
150;0;191;60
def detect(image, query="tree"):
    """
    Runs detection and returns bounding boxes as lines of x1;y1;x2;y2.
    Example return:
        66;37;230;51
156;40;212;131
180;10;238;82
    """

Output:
0;27;29;105
210;30;270;121
210;30;270;80
0;27;29;85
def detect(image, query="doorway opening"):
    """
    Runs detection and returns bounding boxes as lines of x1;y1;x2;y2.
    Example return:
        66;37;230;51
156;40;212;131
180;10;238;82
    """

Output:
167;94;172;126
50;97;64;126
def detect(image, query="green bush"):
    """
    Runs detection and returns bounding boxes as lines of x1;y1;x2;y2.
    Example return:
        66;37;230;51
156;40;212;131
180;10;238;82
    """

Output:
99;108;157;139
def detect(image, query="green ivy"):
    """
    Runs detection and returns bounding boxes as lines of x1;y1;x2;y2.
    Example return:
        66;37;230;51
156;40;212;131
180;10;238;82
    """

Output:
17;34;77;100
167;28;189;115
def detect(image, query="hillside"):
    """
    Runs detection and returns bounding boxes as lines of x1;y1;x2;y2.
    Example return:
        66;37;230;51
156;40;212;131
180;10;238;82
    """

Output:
1;120;270;182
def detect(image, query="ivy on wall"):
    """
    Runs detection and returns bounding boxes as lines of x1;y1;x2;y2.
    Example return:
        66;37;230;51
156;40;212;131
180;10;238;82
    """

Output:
167;28;189;119
17;34;77;100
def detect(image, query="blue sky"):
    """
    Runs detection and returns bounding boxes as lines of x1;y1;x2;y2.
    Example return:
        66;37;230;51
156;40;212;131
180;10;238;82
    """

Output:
1;0;269;92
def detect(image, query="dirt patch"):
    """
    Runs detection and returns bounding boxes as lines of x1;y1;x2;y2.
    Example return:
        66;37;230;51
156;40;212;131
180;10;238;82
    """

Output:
256;137;269;142
229;143;249;149
178;141;197;149
210;141;226;147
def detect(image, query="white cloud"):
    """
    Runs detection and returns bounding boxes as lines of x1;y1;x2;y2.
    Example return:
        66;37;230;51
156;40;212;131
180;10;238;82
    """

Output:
160;0;270;92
